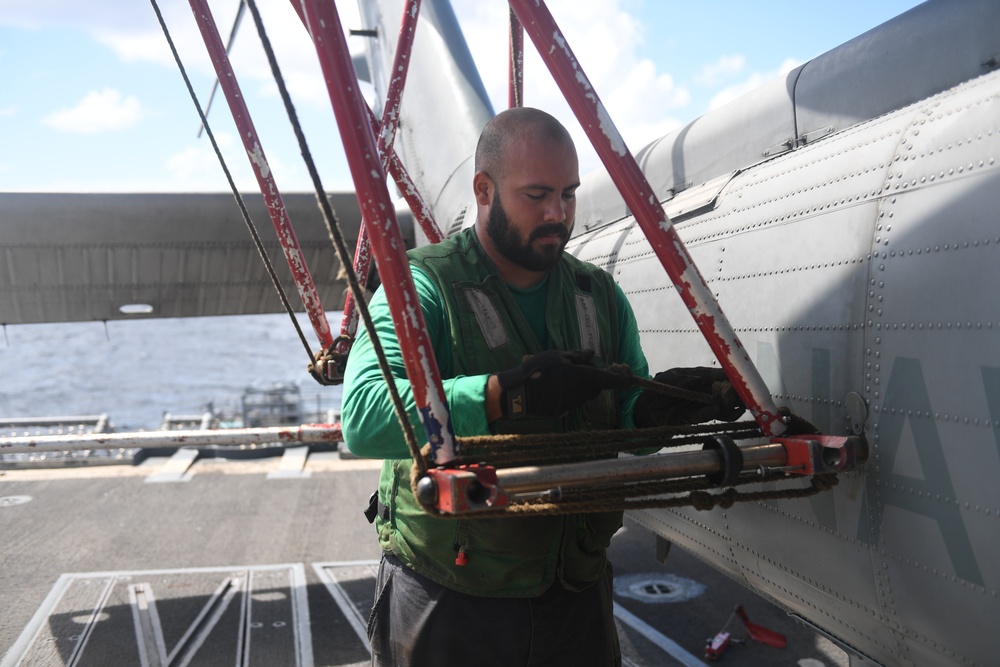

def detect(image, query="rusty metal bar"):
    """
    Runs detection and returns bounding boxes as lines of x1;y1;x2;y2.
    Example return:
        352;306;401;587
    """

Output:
338;106;445;352
187;0;334;350
496;443;788;494
298;0;457;463
422;434;867;513
508;0;785;436
369;103;444;244
376;0;422;160
0;424;343;453
325;2;442;357
508;6;523;108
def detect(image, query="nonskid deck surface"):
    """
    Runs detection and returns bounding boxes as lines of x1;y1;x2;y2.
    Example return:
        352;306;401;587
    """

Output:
0;453;846;667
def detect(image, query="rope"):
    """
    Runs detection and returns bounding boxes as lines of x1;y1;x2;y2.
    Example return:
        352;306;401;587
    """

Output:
243;0;424;467
492;473;839;517
450;421;762;467
150;0;314;367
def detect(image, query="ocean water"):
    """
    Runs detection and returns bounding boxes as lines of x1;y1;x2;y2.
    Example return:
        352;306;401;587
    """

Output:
0;312;344;431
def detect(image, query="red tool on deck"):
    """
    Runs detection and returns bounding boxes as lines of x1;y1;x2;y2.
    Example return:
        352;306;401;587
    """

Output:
705;605;786;660
736;604;787;649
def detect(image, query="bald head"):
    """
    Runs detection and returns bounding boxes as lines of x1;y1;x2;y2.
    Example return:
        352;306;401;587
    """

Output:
475;107;576;182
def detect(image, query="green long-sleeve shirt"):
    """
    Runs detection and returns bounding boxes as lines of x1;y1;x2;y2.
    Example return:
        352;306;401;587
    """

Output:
342;265;648;458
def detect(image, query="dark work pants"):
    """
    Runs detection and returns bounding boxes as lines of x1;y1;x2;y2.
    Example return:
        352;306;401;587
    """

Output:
367;553;621;667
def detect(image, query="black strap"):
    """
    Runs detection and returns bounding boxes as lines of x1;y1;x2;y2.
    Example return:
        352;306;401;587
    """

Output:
364;491;391;524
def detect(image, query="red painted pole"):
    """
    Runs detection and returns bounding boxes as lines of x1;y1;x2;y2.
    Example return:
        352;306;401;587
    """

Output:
339;106;444;350
508;7;523;108
298;0;457;462
336;1;441;353
286;0;439;237
187;0;334;350
509;0;785;436
376;0;421;160
367;104;444;244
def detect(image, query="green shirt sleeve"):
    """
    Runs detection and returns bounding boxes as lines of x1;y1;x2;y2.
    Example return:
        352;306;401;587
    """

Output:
341;266;491;459
614;281;649;429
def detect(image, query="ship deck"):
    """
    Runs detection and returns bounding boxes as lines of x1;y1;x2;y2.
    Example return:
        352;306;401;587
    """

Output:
0;451;847;666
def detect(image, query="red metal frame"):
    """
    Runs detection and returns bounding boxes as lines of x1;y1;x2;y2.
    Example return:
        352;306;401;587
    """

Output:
298;0;457;464
508;7;524;108
187;0;333;351
508;0;786;436
333;1;442;358
773;434;867;475
377;0;421;160
423;465;510;514
337;123;444;357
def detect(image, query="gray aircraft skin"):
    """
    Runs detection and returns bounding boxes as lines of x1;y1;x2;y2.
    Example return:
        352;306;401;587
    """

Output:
2;1;999;666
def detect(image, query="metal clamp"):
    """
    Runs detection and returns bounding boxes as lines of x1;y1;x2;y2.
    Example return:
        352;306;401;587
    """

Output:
702;434;744;486
416;464;510;515
771;434;869;475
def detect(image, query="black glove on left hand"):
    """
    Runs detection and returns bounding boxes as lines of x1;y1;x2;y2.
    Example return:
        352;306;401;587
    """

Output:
633;367;746;427
497;349;632;419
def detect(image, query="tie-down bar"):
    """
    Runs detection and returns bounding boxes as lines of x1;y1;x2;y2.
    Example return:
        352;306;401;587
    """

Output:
417;435;869;515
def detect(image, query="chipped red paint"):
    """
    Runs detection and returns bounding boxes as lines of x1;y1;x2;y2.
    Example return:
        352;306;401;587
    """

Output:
510;0;785;436
365;104;444;243
376;0;421;161
339;223;373;347
298;0;457;461
339;21;445;347
336;0;439;344
188;0;333;351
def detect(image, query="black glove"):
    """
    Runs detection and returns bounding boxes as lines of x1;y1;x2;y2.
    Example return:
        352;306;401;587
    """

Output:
633;367;746;427
497;350;631;419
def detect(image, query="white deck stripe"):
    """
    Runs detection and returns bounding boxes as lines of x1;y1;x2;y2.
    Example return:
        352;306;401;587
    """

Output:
267;446;311;479
311;560;380;655
144;447;199;483
613;602;707;667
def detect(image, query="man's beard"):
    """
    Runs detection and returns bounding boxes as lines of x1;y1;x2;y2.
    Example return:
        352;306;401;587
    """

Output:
485;191;570;272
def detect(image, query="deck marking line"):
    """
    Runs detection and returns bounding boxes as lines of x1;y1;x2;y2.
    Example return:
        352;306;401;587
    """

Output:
129;583;169;667
1;564;312;667
65;575;117;666
268;446;311;479
145;448;199;483
312;560;380;655
0;574;74;667
613;601;708;667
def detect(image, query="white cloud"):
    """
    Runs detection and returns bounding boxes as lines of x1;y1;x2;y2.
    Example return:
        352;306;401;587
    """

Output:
453;0;690;174
164;131;305;192
42;88;143;133
696;54;746;87
0;105;18;117
0;0;151;30
165;131;239;186
708;58;801;110
92;1;354;111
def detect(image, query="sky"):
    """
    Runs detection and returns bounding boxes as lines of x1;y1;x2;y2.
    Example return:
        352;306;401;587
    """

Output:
1;0;928;195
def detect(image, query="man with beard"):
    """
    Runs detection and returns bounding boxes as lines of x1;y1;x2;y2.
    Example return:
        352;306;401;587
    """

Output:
342;107;743;666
